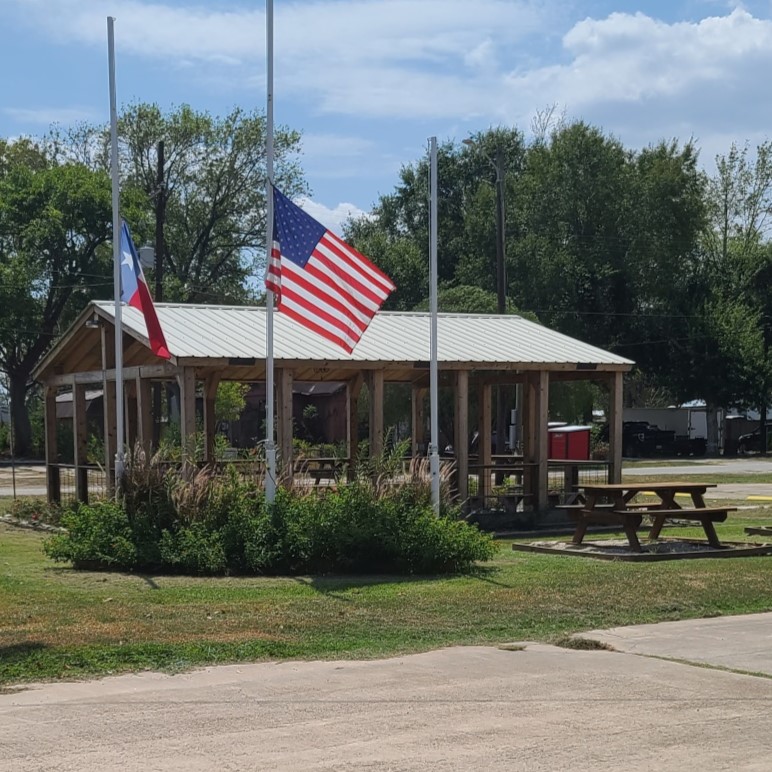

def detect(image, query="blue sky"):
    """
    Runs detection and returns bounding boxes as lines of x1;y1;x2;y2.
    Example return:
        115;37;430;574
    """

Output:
3;1;772;232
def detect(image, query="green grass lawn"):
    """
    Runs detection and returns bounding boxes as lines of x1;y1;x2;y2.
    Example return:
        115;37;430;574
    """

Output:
622;472;772;485
2;509;772;686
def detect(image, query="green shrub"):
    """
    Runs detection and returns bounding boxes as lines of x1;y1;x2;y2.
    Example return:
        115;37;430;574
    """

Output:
9;497;64;526
45;466;494;576
159;523;227;575
44;502;137;569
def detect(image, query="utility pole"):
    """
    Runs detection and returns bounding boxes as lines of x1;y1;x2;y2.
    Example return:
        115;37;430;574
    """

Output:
152;140;165;446
494;148;506;317
463;137;511;468
493;148;508;465
154;140;165;302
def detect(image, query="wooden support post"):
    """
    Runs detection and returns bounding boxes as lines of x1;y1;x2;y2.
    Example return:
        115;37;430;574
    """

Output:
563;463;579;499
518;373;536;502
277;368;293;482
72;382;89;503
126;380;138;456
411;386;427;458
44;385;60;504
535;371;550;512
368;370;385;458
347;374;363;479
136;376;153;457
608;371;624;483
203;374;221;464
478;382;492;501
522;372;541;509
101;325;116;491
453;370;469;503
177;367;196;458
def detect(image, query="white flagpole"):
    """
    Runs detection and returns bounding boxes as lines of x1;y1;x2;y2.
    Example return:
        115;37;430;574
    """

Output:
429;137;440;512
107;17;125;491
264;0;277;502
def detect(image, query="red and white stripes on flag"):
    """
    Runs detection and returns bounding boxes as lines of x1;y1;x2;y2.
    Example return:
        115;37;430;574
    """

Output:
266;187;395;353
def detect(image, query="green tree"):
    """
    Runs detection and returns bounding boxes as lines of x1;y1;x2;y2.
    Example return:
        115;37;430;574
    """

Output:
0;139;113;454
54;103;305;303
688;142;772;450
346;129;526;310
215;382;249;424
513;122;636;347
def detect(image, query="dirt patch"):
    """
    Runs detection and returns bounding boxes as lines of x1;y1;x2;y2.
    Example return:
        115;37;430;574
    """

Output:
512;538;772;561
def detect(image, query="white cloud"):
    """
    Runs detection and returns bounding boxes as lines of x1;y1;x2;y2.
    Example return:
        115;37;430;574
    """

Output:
541;9;772;107
297;197;369;236
7;0;772;185
300;133;374;160
464;40;498;72
6;0;553;119
496;8;772;152
3;107;98;125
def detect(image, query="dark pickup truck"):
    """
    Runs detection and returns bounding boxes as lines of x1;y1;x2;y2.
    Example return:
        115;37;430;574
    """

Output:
601;421;706;457
622;421;676;457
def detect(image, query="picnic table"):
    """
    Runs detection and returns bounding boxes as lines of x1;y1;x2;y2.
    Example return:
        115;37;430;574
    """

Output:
569;481;736;552
294;457;346;485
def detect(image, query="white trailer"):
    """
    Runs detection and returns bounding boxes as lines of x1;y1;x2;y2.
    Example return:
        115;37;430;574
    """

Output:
623;407;707;455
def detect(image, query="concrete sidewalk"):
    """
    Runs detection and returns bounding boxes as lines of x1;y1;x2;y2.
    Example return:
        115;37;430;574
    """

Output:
2;615;772;771
581;612;772;676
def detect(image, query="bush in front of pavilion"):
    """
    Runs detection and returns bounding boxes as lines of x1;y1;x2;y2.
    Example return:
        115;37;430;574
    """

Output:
43;456;495;576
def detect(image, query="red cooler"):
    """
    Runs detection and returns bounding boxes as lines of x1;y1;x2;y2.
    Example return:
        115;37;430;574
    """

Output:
548;425;591;460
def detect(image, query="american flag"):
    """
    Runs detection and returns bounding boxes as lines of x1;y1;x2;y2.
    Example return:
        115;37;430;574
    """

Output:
266;187;395;353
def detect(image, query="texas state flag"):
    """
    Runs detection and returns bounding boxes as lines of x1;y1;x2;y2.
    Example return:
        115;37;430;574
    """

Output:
120;221;171;360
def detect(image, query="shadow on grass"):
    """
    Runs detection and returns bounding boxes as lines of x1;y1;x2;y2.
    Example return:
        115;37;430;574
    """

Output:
0;641;48;663
295;565;507;596
44;565;162;589
297;574;440;598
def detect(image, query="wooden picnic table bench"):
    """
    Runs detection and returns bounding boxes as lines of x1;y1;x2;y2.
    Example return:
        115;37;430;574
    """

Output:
295;457;346;485
572;482;736;552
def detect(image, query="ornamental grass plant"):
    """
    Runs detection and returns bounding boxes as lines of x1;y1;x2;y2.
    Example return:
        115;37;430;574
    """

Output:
43;443;493;576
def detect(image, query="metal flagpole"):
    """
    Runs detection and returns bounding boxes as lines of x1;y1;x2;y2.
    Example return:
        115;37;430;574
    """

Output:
107;17;125;492
264;0;277;502
428;137;440;513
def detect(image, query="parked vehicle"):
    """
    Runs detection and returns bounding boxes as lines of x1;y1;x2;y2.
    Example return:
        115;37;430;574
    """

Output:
621;422;676;457
737;427;772;454
623;407;707;457
600;421;677;457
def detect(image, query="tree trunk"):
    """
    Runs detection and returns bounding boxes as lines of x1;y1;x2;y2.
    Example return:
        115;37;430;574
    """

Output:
705;402;720;457
9;371;32;457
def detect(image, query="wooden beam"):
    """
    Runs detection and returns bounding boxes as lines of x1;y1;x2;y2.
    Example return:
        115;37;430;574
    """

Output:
411;386;427;457
72;382;89;503
535;371;550;512
136;375;153;456
177;367;197;457
43;362;178;388
44;386;60;504
368;369;385;457
478;381;492;500
203;374;221;463
277;368;294;482
347;374;363;478
125;380;138;455
454;370;469;503
101;325;116;489
521;373;536;504
608;371;624;483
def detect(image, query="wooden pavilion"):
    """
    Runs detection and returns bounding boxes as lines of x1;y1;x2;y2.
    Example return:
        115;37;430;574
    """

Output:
33;301;633;511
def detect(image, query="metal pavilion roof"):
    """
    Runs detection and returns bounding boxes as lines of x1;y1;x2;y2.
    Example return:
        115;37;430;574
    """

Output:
90;301;633;368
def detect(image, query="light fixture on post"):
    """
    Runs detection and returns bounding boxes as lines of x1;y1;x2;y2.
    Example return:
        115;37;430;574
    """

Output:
463;136;509;462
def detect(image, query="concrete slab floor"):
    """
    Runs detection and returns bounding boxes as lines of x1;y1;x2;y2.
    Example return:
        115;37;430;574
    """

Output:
2;642;771;771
